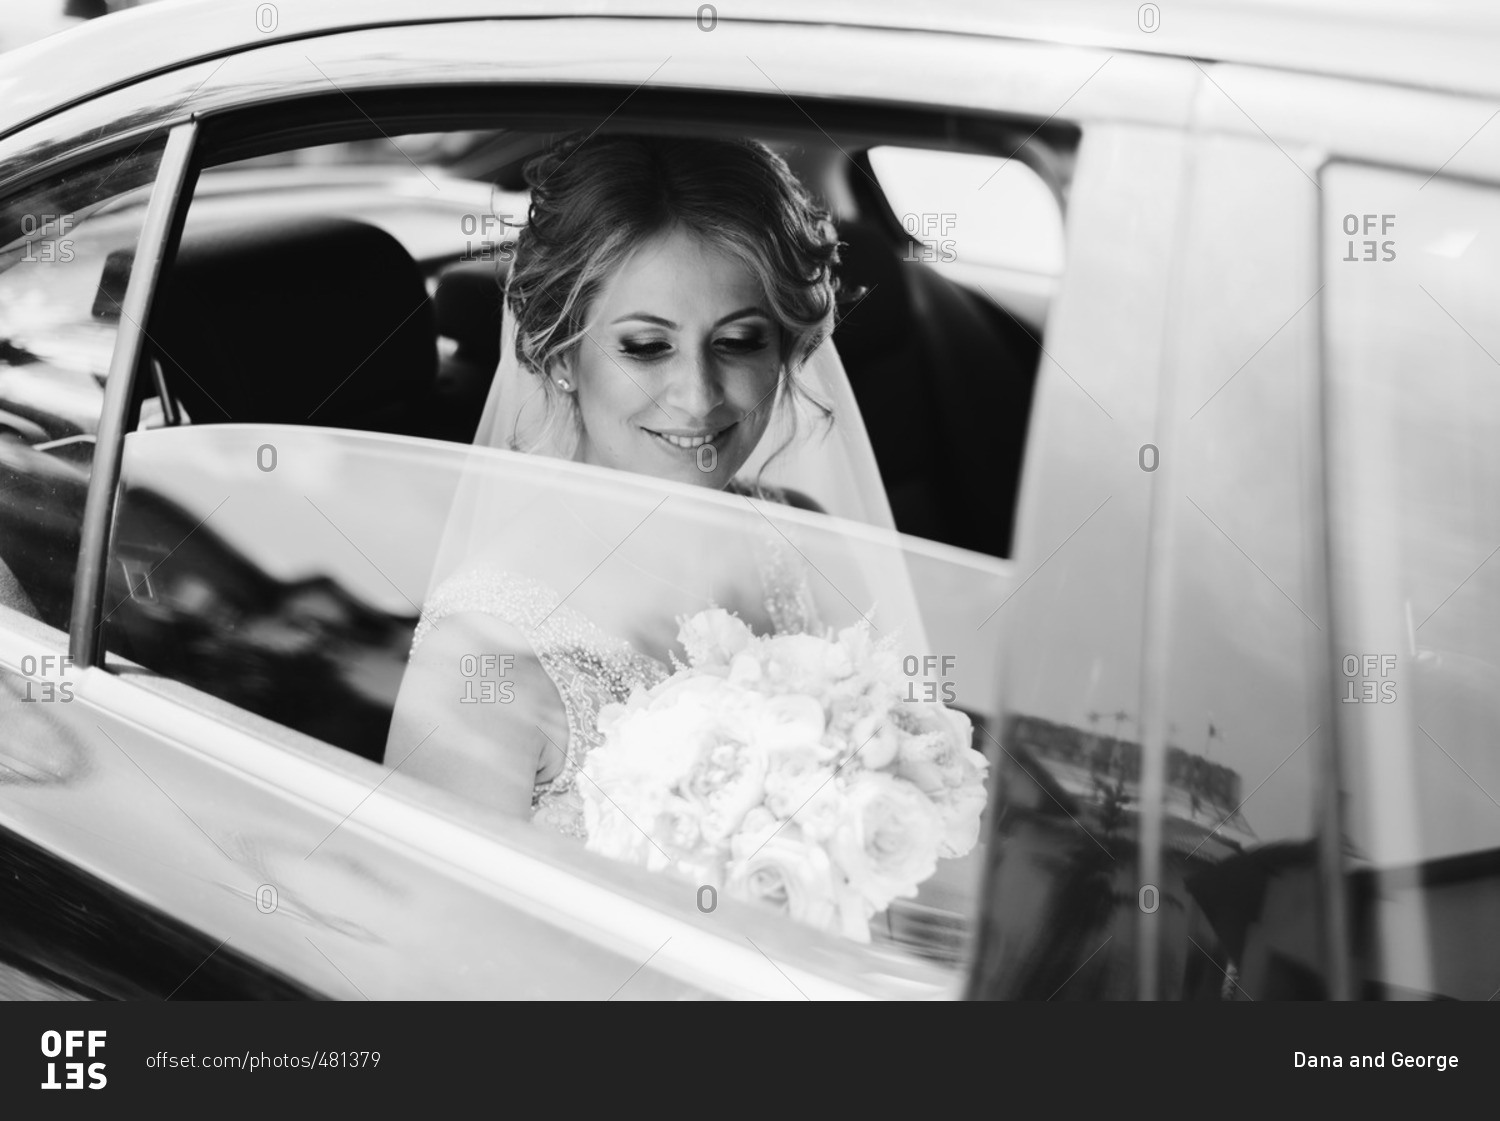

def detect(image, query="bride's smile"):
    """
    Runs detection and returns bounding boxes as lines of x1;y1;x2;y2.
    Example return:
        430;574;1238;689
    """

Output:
563;225;782;488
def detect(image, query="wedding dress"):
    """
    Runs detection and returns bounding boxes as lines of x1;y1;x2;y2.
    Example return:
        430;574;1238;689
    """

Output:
408;500;823;837
396;269;932;837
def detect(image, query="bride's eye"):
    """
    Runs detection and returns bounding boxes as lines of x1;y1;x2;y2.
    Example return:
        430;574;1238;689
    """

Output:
715;331;768;355
620;337;672;359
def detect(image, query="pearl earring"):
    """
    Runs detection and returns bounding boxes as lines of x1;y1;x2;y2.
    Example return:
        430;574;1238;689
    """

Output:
554;377;572;391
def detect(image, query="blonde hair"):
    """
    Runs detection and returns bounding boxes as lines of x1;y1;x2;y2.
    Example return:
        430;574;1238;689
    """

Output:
504;134;841;462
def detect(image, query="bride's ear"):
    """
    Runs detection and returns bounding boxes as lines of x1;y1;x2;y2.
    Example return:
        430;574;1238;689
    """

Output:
550;355;576;394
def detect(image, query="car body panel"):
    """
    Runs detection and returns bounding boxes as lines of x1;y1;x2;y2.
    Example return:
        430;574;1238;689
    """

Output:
4;425;1008;998
3;0;1500;141
0;18;1192;192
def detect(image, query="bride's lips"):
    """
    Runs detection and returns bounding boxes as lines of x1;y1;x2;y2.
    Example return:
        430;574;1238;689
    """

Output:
642;421;737;452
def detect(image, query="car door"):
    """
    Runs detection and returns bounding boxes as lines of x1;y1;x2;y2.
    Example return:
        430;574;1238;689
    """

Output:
968;51;1500;1001
1154;56;1500;1000
1322;149;1500;1002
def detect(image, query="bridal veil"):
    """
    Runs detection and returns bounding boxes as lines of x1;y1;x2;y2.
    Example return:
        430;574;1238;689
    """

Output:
421;265;936;663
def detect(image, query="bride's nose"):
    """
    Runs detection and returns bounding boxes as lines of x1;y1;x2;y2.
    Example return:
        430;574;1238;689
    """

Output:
661;348;725;419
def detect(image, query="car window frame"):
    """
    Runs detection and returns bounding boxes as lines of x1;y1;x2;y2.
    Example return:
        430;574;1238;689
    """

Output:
66;123;197;668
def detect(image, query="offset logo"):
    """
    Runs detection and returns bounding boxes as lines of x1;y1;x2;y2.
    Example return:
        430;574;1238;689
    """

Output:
18;654;75;703
40;1030;107;1090
899;213;958;264
902;654;958;703
459;653;516;703
1341;654;1397;703
1340;214;1397;262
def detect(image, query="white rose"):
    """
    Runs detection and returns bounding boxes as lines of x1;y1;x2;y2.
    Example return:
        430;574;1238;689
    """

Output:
894;705;987;789
725;823;844;935
727;651;763;686
595;706;706;786
595;676;750;786
753;693;828;753
892;708;988;858
792;780;848;845
677;608;753;667
895;700;976;753
739;805;777;838
932;785;988;857
680;738;768;846
849;713;900;770
762;746;835;819
762;633;846;694
584;783;677;869
828;772;944;911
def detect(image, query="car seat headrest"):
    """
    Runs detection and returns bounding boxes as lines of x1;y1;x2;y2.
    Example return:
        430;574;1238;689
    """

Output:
145;214;437;426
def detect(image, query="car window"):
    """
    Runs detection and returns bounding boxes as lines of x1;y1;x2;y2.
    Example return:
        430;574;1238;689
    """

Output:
867;145;1064;275
102;425;1009;979
0;139;166;628
134;126;1056;561
1324;162;1500;999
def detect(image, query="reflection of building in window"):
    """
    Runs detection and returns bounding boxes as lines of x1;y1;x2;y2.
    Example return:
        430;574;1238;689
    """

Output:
105;485;416;762
969;713;1254;999
1005;712;1254;858
985;714;1500;999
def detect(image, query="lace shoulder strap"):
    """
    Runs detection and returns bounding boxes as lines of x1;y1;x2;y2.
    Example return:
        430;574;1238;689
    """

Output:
408;565;668;836
412;566;580;655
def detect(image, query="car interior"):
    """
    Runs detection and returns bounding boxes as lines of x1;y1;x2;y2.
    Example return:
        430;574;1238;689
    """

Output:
124;97;1065;560
133;197;1042;556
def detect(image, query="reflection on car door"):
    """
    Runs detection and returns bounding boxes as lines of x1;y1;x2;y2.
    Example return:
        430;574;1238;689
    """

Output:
969;118;1196;999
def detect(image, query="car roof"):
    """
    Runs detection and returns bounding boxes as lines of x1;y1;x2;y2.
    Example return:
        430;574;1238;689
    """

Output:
3;0;1500;141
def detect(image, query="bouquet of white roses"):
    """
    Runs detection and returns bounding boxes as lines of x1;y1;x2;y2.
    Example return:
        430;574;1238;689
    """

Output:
580;608;989;942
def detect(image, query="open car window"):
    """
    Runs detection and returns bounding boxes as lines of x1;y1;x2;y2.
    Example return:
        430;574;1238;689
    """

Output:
125;121;1052;558
865;144;1064;331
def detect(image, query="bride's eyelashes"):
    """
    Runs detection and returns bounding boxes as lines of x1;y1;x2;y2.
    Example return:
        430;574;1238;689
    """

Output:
715;331;771;355
618;336;672;359
616;331;771;361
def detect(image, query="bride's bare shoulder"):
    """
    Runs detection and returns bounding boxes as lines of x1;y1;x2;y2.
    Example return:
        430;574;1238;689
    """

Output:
387;608;568;814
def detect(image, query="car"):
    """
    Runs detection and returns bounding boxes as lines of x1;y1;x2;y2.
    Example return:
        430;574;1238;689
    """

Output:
0;0;1498;1001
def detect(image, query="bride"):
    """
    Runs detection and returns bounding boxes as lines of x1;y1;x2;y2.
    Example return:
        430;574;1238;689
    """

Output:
386;134;921;837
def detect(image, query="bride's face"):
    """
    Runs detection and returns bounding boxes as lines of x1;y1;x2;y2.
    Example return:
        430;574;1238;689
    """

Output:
562;226;782;488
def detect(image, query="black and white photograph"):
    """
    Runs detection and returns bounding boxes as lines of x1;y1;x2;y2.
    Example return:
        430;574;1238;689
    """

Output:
0;0;1494;1099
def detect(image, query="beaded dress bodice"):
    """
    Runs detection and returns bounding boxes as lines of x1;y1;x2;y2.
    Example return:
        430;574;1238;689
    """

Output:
408;531;820;838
